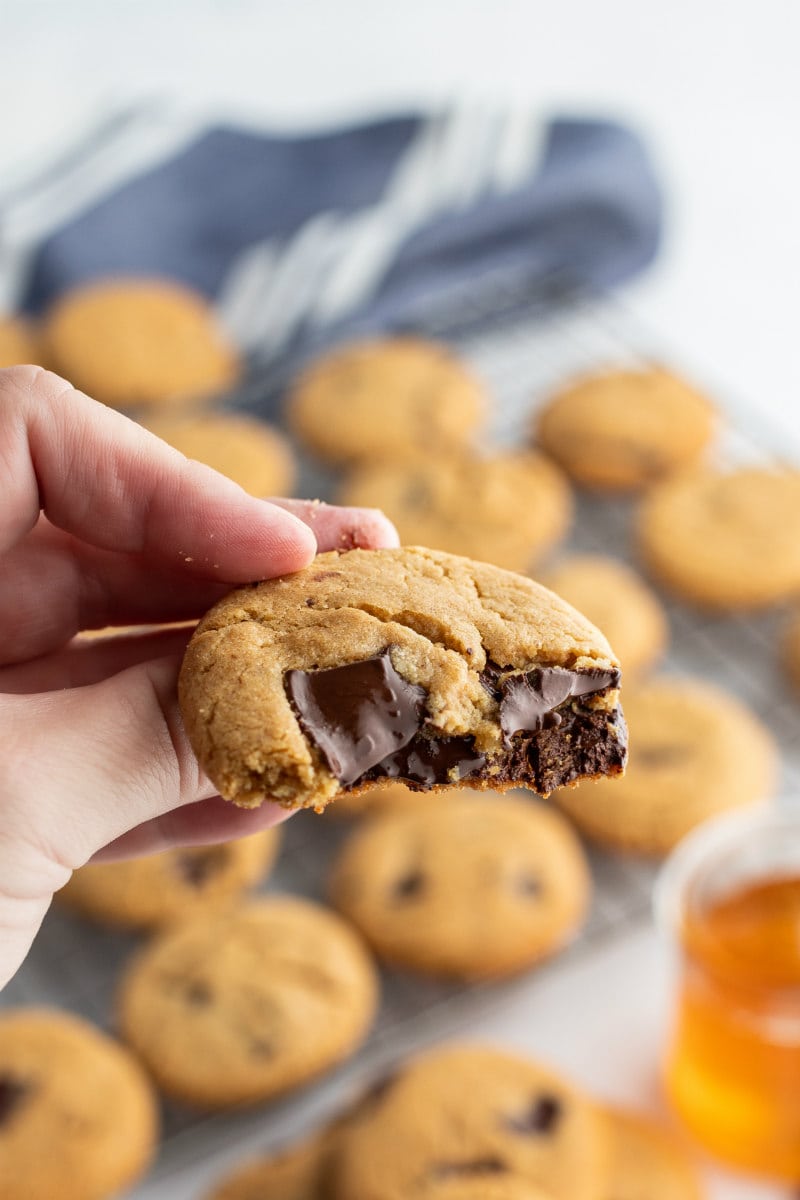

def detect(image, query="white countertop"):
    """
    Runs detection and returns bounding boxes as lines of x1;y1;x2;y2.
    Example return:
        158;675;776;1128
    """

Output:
1;3;794;1196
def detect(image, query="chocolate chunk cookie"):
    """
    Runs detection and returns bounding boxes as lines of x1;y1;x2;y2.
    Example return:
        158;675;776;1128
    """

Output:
540;556;667;678
329;792;590;979
287;338;486;464
329;1044;610;1200
44;277;239;409
339;452;572;572
58;830;279;932
143;412;296;496
639;466;800;610
555;677;778;855
179;547;627;811
0;1008;158;1200
601;1108;705;1200
0;316;41;367
117;897;378;1109
535;367;716;491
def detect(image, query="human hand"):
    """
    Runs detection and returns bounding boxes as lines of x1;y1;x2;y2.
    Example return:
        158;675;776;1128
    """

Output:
0;365;398;989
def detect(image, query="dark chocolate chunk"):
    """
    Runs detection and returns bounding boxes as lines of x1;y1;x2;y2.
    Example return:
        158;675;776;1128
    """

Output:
249;1039;274;1059
505;1094;563;1136
0;1076;29;1125
363;734;486;786
517;873;542;897
285;651;425;787
499;666;620;741
185;980;213;1007
393;869;425;900
430;1157;508;1179
637;743;687;768
176;846;228;887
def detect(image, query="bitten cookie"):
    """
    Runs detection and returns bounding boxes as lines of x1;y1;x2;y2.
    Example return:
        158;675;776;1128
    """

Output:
329;1043;610;1200
0;1008;158;1200
540;556;667;678
601;1108;705;1200
143;412;296;497
639;466;800;610
179;547;627;811
117;897;378;1109
58;830;279;932
0;316;41;367
535;367;716;491
329;792;590;979
44;277;239;409
287;338;485;464
555;677;778;855
339;452;572;572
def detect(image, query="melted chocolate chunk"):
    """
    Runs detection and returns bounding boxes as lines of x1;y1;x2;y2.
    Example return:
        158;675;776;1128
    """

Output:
498;666;620;741
177;847;228;888
430;1157;508;1179
0;1076;29;1125
364;734;486;786
285;651;425;787
505;1094;563;1136
393;869;425;900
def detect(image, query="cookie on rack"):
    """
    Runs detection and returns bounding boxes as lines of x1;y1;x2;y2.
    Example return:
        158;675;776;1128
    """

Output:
44;277;239;409
117;896;378;1109
0;1008;158;1200
601;1108;705;1200
329;1043;610;1200
58;829;280;932
639;466;800;610
555;677;778;855
329;791;590;979
534;366;716;491
286;337;486;464
0;315;41;367
143;411;296;496
540;555;667;678
179;546;627;812
339;451;572;572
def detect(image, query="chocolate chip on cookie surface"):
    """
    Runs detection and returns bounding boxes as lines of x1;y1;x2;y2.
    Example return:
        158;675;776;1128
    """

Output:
179;547;627;811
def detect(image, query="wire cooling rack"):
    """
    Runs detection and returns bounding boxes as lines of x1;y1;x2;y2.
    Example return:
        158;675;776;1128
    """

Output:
4;278;800;1196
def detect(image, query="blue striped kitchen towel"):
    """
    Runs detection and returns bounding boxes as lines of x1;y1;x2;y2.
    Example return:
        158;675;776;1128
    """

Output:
2;104;662;359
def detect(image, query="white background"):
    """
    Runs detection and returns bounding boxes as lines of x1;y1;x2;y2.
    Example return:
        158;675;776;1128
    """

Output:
0;3;794;1196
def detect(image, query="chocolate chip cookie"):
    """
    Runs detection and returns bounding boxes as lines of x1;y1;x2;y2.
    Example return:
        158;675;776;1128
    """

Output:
58;830;279;932
329;1043;610;1200
339;452;572;572
329;792;590;979
178;547;627;811
639;466;800;610
117;897;379;1109
540;556;667;678
601;1108;705;1200
143;412;296;496
535;367;716;491
287;338;486;464
0;1008;158;1200
44;277;239;409
555;677;778;855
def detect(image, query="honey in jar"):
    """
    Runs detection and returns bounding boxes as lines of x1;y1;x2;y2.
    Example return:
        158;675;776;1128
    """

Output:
659;809;800;1183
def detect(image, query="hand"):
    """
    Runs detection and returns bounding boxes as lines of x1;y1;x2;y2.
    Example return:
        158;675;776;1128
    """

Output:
0;365;398;990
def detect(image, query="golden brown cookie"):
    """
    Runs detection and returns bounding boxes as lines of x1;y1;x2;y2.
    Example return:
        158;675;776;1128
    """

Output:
555;677;778;855
143;411;295;496
0;315;41;367
329;1043;610;1200
0;1008;158;1200
117;897;379;1109
329;792;590;979
339;452;572;572
540;556;667;678
287;338;486;464
328;779;434;819
179;547;627;811
535;367;716;491
639;466;800;610
44;277;239;409
601;1108;705;1200
58;830;280;932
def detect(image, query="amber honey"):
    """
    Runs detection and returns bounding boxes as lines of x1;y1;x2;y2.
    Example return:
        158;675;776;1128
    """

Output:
660;810;800;1182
